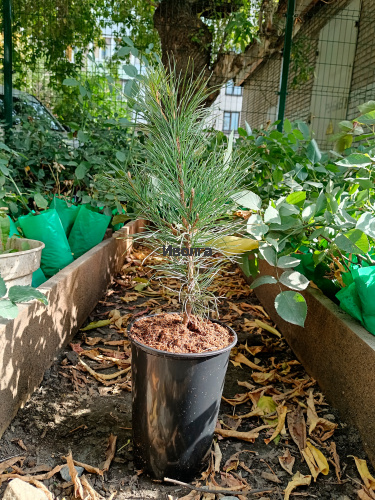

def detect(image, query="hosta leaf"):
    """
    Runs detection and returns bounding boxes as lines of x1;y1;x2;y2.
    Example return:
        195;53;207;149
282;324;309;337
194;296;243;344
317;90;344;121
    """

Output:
279;270;310;291
335;153;371;167
247;214;269;238
209;236;259;255
358;101;375;114
233;190;262;210
8;286;48;305
77;130;89;143
306;139;321;163
0;214;10;249
264;205;281;224
0;300;19;319
335;133;353;153
63;78;79;86
338;120;353;132
75;163;88;180
357;110;375;125
259;246;277;266
34;193;48;209
277;256;301;269
122;64;138;78
334;229;369;255
250;275;278;289
356;212;375;239
0;276;7;298
112;214;131;226
286;191;306;206
275;291;307;327
302;204;316;221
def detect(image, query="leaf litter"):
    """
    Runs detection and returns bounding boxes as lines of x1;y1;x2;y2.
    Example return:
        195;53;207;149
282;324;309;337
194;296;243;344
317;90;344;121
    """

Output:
0;244;373;500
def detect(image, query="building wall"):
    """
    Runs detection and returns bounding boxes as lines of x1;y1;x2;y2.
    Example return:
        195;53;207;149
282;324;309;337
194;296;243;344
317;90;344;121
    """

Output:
347;0;375;119
212;84;243;135
241;0;374;148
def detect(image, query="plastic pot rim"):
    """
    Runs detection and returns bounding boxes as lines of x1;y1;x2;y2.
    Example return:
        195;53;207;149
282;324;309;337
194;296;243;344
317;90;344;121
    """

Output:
0;238;45;260
128;312;237;359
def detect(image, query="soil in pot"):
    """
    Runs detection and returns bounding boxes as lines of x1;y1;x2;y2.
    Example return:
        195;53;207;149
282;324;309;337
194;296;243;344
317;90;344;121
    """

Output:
130;312;234;353
129;313;236;481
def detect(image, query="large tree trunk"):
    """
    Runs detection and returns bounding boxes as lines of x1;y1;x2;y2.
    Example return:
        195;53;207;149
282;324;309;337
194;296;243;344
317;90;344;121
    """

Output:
154;0;245;106
154;1;213;97
153;0;288;107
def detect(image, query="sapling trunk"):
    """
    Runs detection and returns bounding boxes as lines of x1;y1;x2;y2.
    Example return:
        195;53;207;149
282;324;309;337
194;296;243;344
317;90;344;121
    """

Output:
183;253;194;326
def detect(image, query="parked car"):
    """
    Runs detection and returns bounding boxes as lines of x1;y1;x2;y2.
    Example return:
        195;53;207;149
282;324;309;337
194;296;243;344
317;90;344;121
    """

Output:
0;86;68;133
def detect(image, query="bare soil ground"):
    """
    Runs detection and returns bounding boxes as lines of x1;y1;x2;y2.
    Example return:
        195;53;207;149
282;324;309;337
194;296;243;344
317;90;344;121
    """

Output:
0;246;373;500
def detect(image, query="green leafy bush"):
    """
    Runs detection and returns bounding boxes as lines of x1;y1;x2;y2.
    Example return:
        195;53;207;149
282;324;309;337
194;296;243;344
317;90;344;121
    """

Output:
233;104;375;328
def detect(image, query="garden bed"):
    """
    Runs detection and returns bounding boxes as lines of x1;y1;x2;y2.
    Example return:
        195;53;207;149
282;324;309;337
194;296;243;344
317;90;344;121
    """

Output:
240;254;375;467
0;244;371;500
0;219;145;439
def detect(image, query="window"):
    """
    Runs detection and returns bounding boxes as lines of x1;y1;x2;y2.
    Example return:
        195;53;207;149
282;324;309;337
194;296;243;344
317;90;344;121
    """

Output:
223;111;240;132
225;80;243;96
99;38;112;60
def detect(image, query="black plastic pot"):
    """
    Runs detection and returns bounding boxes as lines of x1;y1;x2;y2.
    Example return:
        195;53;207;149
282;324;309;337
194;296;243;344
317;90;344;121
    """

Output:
128;314;237;481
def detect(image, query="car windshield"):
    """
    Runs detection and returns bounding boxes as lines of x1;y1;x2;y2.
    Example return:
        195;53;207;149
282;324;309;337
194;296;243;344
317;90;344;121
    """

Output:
0;94;64;131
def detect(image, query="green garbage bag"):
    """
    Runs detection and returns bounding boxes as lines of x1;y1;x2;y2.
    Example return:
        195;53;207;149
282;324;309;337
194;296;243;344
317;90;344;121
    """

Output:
68;205;111;259
336;282;363;324
32;267;47;287
354;266;375;334
18;209;74;277
50;197;80;237
354;266;375;314
8;216;19;237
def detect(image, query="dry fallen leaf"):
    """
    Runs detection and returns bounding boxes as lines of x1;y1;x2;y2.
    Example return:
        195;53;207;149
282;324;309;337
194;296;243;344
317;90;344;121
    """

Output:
0;456;25;474
237;380;256;391
102;434;117;472
14;439;27;451
261;471;281;484
357;488;375;499
65;451;84;499
241;344;263;356
85;336;105;346
252;370;277;385
328;441;341;482
306;391;337;438
279;449;295;475
178;492;201;500
73;460;103;477
213;441;222;473
80;319;112;331
222;392;250;407
121;292;140;303
266;405;288;443
284;471;311;500
215;424;271;443
287;405;306;455
81;474;102;499
254;319;281;337
351;456;375;490
302;440;329;481
222;450;254;473
233;352;266;372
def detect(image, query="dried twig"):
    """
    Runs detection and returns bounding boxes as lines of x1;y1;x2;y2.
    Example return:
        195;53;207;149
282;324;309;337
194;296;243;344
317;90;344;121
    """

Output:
164;477;273;495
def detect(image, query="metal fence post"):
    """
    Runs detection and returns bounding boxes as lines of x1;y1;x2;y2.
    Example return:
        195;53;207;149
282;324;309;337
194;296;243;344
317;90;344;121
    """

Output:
3;0;13;130
277;0;295;132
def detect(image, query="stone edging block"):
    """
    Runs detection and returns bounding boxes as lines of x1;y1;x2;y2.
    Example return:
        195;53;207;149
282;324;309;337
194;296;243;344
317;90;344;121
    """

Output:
240;256;375;466
0;219;146;438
